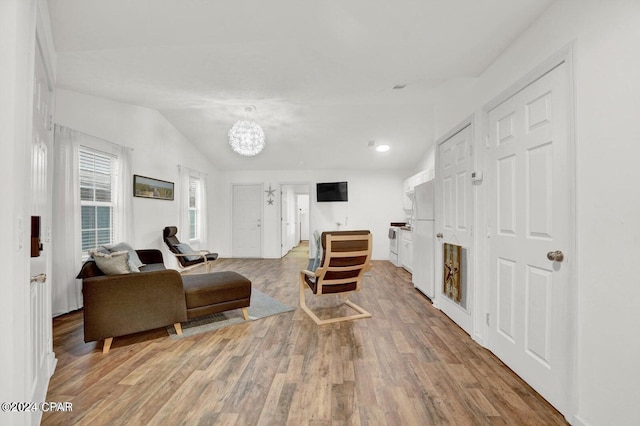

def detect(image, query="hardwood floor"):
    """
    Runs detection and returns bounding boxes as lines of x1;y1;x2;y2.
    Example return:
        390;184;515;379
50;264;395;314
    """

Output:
43;256;567;425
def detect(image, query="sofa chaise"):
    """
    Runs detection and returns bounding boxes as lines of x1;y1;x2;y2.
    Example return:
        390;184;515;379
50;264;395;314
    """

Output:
77;248;251;353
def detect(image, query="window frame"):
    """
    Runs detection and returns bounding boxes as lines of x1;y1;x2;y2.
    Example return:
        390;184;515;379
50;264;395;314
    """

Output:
188;175;201;242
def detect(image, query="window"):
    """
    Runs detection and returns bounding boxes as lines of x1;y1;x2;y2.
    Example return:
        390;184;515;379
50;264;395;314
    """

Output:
189;176;201;240
80;147;117;256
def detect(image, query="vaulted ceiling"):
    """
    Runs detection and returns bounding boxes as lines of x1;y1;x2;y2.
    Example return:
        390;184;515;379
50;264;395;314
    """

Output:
48;0;555;171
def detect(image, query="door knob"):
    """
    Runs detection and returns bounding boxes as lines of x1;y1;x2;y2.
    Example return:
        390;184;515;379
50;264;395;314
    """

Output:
30;273;46;284
436;233;443;239
546;250;564;262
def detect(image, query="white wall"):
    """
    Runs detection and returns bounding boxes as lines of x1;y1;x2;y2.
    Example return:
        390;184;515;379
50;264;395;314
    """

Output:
54;89;218;268
412;144;436;177
298;193;310;241
429;1;640;425
215;170;407;260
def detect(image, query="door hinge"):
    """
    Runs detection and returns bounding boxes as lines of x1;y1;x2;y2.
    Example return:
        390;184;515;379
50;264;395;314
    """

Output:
486;313;490;326
48;115;54;131
469;144;473;157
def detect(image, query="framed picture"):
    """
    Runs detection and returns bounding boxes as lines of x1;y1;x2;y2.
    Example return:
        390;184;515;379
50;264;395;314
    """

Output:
443;243;463;305
133;175;174;200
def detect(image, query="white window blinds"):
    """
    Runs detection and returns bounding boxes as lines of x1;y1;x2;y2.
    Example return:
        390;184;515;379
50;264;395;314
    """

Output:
79;147;117;255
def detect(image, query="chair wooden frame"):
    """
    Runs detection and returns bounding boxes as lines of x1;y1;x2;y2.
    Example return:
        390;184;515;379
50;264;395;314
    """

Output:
163;226;218;274
299;231;373;325
170;251;215;274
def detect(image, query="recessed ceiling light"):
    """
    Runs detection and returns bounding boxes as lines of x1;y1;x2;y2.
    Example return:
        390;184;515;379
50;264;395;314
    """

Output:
376;144;390;152
392;84;407;90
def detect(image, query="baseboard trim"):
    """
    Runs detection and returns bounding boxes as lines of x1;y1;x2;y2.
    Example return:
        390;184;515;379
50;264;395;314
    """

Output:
571;414;591;426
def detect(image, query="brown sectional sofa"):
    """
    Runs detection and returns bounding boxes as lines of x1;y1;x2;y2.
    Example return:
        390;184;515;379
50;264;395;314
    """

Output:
78;249;251;353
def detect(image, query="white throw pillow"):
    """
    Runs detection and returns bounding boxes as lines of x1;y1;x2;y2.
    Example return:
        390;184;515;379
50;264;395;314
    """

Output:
90;250;131;275
308;230;322;270
105;242;144;272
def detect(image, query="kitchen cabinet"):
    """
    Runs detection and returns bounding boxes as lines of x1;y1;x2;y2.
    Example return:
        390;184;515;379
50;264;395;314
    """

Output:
398;228;413;273
404;170;427;193
403;170;433;210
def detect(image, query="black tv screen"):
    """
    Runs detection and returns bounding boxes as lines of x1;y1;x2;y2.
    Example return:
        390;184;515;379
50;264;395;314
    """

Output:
316;181;348;202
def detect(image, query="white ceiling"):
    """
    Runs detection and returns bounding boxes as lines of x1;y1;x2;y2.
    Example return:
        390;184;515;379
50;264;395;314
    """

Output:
48;0;555;171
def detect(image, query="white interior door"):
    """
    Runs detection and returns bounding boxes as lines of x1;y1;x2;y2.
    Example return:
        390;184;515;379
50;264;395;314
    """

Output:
232;184;263;257
29;39;55;416
486;62;570;414
435;124;474;334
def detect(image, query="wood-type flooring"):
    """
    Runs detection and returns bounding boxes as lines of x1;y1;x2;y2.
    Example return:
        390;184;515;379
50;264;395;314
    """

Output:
43;254;567;425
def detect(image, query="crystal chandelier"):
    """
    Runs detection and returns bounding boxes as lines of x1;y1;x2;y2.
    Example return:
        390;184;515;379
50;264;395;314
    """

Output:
228;107;265;156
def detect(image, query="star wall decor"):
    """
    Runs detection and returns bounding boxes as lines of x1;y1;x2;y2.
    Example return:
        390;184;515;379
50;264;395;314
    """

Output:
265;185;276;197
265;184;275;205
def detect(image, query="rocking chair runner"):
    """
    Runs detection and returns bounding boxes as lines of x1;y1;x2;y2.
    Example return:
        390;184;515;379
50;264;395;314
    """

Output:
163;226;218;273
299;230;373;325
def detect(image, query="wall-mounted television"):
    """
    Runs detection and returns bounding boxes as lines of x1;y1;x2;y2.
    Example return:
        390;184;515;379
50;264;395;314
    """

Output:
316;181;348;202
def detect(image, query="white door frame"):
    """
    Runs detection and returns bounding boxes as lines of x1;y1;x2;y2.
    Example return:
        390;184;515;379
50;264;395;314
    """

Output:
280;184;296;257
480;45;577;420
280;185;290;257
297;194;310;241
279;182;312;257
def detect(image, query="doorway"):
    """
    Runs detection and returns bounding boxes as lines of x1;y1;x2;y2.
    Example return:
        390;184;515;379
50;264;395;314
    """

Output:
280;184;310;258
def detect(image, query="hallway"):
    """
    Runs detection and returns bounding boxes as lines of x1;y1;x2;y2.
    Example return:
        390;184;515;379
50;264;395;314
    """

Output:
284;240;309;259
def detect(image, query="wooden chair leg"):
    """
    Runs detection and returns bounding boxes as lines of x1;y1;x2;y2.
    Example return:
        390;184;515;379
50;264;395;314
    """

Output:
102;337;113;354
299;277;323;325
174;322;183;336
241;307;249;320
299;273;372;325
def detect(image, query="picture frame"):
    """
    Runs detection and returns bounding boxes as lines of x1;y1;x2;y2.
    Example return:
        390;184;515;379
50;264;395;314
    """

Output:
133;174;174;200
443;242;462;305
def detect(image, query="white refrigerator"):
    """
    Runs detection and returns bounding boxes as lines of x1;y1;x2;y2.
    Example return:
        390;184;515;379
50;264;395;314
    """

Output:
412;180;435;298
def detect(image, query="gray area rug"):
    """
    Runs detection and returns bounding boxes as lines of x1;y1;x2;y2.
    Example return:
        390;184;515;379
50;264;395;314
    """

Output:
167;288;293;339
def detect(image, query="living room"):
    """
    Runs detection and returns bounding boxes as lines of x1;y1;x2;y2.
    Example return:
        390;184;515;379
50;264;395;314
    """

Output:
3;1;640;425
54;89;410;263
